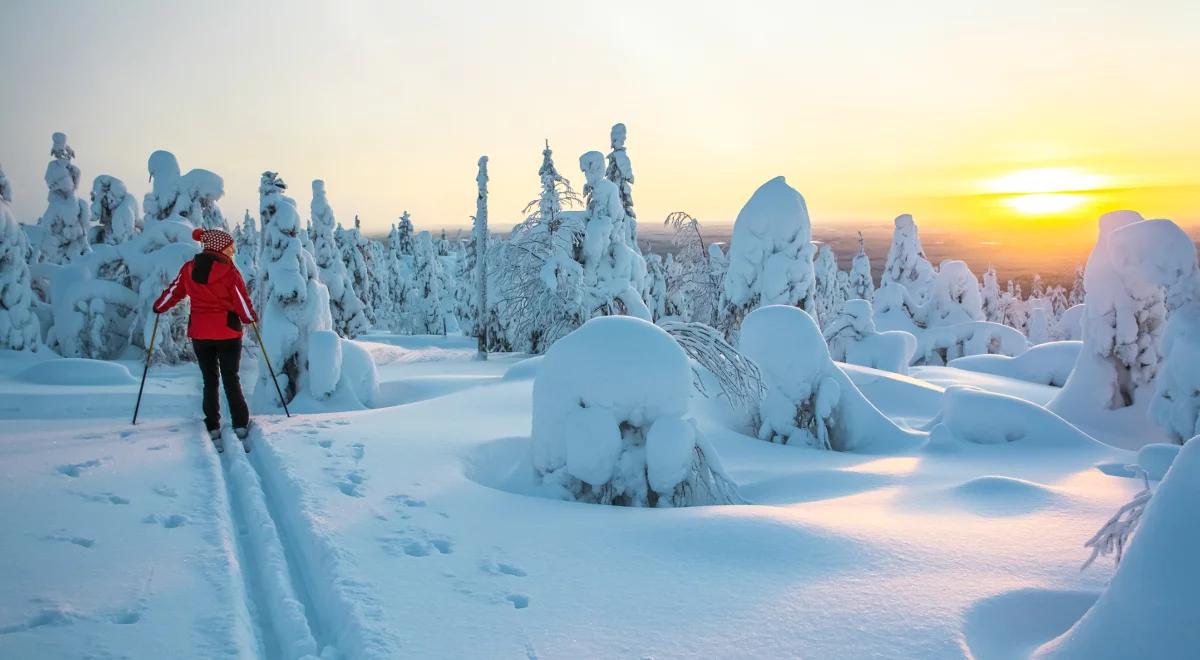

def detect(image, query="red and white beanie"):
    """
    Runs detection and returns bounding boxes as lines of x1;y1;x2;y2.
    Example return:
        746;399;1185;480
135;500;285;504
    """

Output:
192;227;234;253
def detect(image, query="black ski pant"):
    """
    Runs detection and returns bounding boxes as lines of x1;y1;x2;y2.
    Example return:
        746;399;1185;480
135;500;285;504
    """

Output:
193;338;250;432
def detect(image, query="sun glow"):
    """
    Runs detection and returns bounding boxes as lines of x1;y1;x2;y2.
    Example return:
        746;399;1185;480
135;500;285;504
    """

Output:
985;167;1107;216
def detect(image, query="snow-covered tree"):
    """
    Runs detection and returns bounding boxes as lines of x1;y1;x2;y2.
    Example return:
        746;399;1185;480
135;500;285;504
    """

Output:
719;176;816;339
254;176;348;408
384;223;411;333
1051;211;1187;415
663;211;721;325
822;299;915;374
643;251;668;321
337;215;373;325
881;213;934;302
577;150;650;321
37;133;91;264
233;210;259;304
813;243;842;327
403;231;445;334
531;316;740;507
740;304;921;450
848;231;874;301
918;260;984;327
1000;279;1028;332
981;266;1002;323
310;180;369;338
396;211;415;256
89;175;139;246
143;151;226;231
472;156;489;357
605;123;637;246
0;167;41;351
1026;301;1052;345
1068;266;1086;307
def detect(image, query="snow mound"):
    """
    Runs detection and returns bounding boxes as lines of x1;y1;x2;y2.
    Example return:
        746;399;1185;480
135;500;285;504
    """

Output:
17;358;136;386
931;386;1110;451
1036;436;1200;658
531;316;740;507
949;341;1081;387
502;356;543;381
739;305;924;452
963;589;1098;660
1135;442;1182;481
950;476;1066;516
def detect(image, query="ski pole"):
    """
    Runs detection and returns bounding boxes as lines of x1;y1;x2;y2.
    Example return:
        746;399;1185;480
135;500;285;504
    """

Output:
251;321;291;418
132;313;160;425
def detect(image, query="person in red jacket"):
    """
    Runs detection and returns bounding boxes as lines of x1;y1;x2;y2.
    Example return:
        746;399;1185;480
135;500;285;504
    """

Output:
154;227;257;443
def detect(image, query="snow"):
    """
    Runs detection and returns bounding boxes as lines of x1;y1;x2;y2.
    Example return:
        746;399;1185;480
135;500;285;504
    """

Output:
1135;442;1180;481
0;328;1158;659
16;358;135;385
1035;436;1200;659
949;340;1081;387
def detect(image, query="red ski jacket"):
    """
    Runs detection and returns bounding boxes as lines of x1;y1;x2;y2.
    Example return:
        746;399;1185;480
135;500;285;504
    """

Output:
154;251;257;340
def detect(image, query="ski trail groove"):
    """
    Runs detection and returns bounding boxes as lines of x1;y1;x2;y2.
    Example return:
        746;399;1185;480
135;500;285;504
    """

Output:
219;428;324;659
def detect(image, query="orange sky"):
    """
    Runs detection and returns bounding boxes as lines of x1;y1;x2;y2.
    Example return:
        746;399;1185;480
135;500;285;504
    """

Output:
1;1;1196;248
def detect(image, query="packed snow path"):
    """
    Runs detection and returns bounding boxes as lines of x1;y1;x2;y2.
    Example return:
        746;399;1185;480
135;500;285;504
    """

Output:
0;338;1164;658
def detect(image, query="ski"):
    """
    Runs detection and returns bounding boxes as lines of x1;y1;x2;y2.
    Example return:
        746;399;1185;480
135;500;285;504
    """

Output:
234;425;252;453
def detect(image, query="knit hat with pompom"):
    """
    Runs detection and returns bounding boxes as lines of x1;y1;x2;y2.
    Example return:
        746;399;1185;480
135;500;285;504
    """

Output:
192;227;234;253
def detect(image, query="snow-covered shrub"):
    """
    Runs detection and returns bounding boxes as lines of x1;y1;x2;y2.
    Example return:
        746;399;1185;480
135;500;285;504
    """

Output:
720;177;816;339
0;168;41;351
41;260;139;359
881;213;933;302
531;316;740;507
918;260;983;327
659;319;764;413
254;175;346;408
310;180;369;338
662;211;722;325
915;320;1029;366
643;251;668;321
1034;435;1200;659
823;299;916;375
89;175;138;245
1051;212;1186;415
739;305;921;451
37;133;91;264
948;340;1081;387
848;231;874;301
577;151;650;320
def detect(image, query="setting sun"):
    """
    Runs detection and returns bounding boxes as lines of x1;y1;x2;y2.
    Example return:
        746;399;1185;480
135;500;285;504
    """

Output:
984;167;1108;216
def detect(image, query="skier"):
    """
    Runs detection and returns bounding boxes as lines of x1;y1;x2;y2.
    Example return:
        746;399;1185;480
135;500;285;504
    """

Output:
153;227;258;451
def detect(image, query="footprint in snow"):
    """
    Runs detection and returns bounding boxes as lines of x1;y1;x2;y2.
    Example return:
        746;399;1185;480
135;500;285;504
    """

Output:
146;444;168;451
0;606;81;635
318;439;333;449
56;459;103;478
152;485;177;498
338;471;367;497
142;514;188;528
379;533;453;558
351;443;365;461
387;493;426;508
108;610;141;625
41;534;95;549
505;594;530;609
71;490;129;505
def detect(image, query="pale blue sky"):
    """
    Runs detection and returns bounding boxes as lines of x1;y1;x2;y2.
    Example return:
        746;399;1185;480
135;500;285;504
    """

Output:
2;0;1197;238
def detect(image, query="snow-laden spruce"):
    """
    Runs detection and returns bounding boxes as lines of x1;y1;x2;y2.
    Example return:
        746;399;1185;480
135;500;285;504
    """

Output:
336;215;373;325
1051;212;1196;420
255;173;375;408
605;123;638;245
918;260;984;327
233;210;259;306
310;180;369;338
739;305;922;451
720;176;816;339
37;133;92;264
143;150;228;230
89;175;139;245
403;231;446;334
577;150;650;320
822;299;916;375
0;166;41;351
881;213;934;302
812;243;843;327
383;223;412;333
472;156;489;356
1035;435;1200;658
848;232;874;301
531;316;740;507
